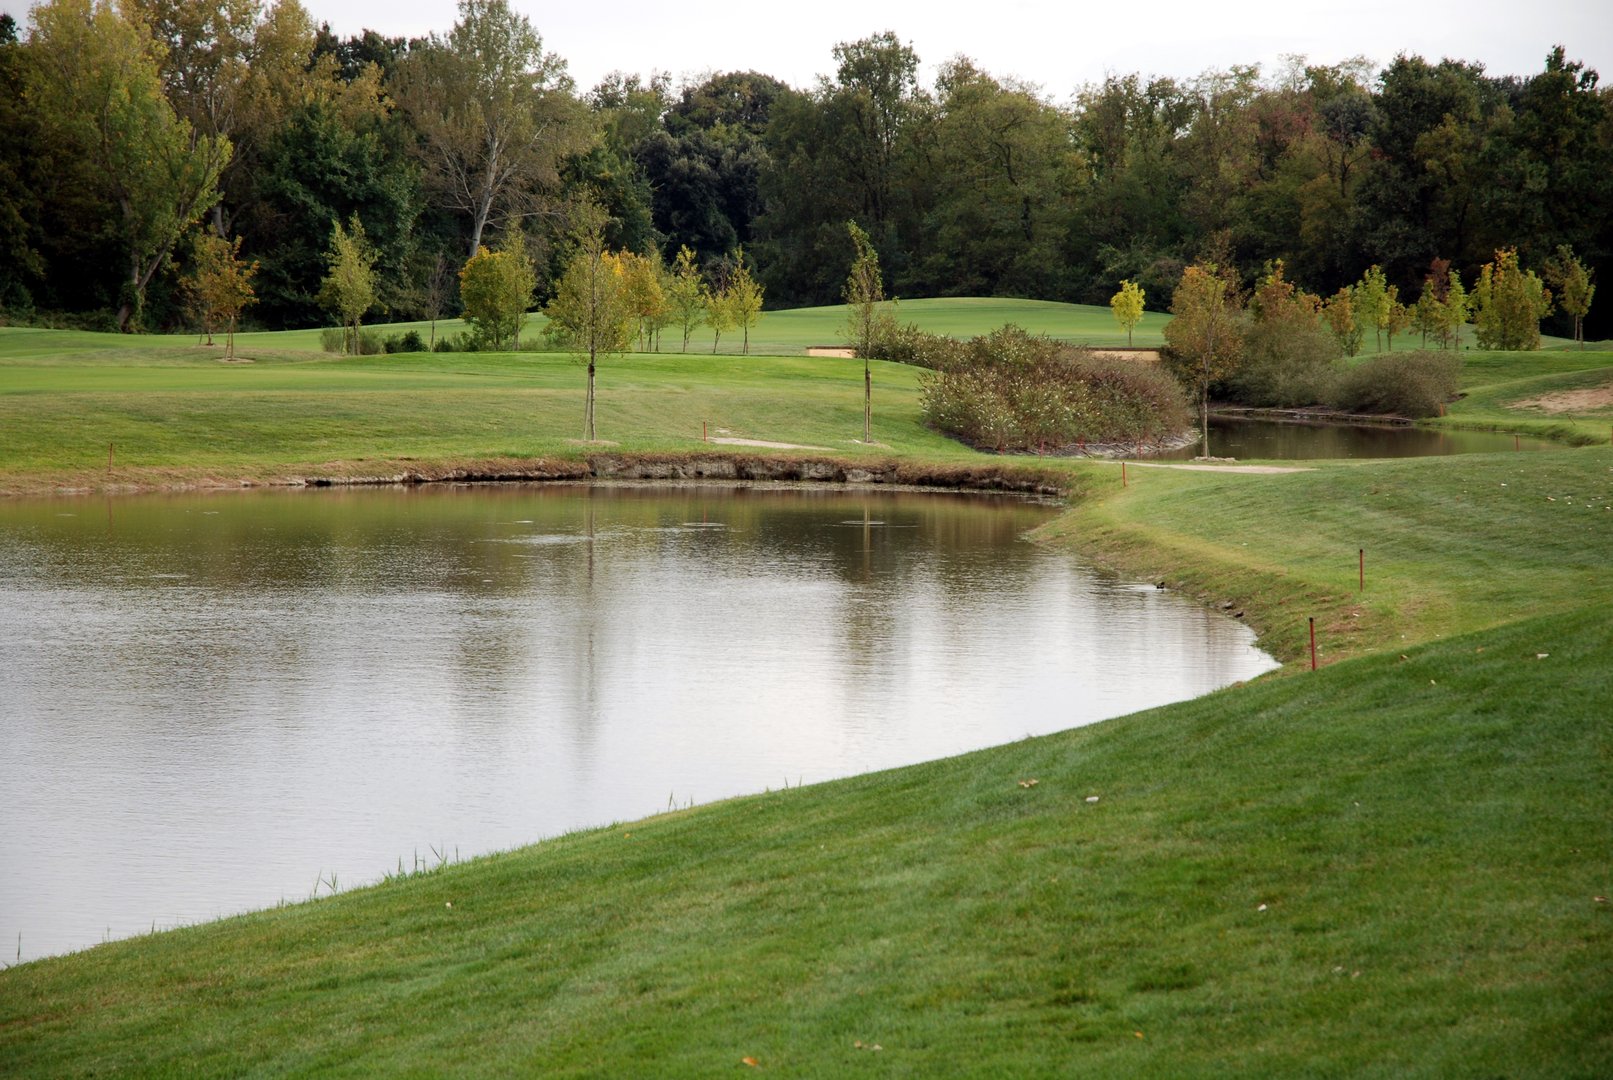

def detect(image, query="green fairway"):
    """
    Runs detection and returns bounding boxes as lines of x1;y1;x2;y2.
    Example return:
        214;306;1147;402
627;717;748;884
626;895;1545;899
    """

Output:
2;309;1611;1075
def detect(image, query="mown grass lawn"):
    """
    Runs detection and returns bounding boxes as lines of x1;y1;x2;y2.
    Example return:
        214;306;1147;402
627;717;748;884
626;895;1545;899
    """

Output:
2;306;1611;1076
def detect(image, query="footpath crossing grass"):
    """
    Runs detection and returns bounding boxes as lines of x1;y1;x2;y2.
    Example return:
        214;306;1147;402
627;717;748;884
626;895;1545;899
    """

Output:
2;311;1611;1074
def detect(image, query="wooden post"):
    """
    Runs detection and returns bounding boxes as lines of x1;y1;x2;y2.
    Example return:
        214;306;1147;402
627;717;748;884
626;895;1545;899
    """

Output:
703;421;707;443
1359;548;1364;592
1309;617;1317;671
107;442;114;472
1122;461;1128;488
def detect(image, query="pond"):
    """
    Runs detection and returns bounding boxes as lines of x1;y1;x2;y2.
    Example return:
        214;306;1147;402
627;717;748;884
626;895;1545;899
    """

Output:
1140;416;1558;460
0;484;1277;963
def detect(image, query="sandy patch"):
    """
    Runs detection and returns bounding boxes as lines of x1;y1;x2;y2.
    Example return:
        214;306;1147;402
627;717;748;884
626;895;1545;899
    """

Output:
708;437;834;451
1105;460;1311;475
805;347;856;358
1512;383;1613;413
1089;349;1161;363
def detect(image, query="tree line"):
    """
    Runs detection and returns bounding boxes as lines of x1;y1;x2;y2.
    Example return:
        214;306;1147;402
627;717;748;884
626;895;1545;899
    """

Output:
1;1;1608;340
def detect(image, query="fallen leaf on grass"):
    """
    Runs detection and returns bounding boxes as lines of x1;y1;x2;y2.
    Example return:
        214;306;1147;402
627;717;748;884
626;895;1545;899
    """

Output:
1018;778;1039;788
1085;795;1101;803
1133;1031;1144;1039
854;1041;884;1052
741;1056;759;1067
1595;896;1608;904
1257;903;1268;912
1537;653;1549;660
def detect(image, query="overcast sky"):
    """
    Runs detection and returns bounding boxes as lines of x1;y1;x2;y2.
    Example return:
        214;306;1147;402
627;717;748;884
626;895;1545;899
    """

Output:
5;0;1609;98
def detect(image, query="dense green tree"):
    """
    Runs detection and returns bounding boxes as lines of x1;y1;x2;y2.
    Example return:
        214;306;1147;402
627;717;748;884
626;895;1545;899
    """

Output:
1355;55;1499;287
27;0;230;330
1482;49;1612;277
755;33;926;306
0;23;44;311
246;99;421;327
911;60;1074;298
393;0;589;256
458;233;536;350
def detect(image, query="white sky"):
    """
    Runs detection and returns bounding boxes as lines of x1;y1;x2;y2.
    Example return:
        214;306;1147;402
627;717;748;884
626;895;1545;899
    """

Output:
5;0;1610;98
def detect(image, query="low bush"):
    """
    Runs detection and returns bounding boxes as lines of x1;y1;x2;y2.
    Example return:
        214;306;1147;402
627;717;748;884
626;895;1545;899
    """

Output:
920;326;1190;452
1229;317;1342;407
1331;350;1461;417
319;328;345;353
862;312;961;369
384;330;428;354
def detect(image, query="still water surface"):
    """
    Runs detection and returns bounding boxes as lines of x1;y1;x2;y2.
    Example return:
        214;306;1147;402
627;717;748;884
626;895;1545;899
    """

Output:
0;485;1276;962
1146;416;1557;460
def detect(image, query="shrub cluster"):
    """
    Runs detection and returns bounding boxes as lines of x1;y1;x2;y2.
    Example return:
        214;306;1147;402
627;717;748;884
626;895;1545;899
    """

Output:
1332;351;1462;417
919;325;1190;452
382;330;428;353
318;328;384;354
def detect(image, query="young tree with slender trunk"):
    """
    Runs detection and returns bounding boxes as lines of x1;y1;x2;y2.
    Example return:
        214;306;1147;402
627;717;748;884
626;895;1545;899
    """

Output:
185;232;257;359
667;246;707;352
725;248;765;354
706;276;737;354
544;216;633;441
1354;265;1391;352
1162;263;1244;458
318;217;376;354
843;221;883;443
1110;279;1145;346
1544;245;1595;348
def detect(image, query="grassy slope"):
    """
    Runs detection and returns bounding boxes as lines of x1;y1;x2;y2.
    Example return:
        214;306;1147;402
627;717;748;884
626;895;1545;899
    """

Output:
1439;347;1613;444
1;605;1607;1077
2;307;1612;1074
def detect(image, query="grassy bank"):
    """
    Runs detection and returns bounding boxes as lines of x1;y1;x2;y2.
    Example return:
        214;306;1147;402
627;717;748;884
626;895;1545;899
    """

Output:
1438;346;1613;444
2;312;1611;1074
2;604;1607;1076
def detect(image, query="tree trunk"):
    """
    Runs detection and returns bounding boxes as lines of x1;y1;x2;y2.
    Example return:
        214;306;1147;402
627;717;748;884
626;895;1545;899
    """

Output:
1201;387;1210;458
864;362;872;443
584;358;596;441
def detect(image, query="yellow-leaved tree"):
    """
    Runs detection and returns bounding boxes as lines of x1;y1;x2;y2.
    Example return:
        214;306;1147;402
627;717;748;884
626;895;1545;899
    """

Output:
1110;280;1145;346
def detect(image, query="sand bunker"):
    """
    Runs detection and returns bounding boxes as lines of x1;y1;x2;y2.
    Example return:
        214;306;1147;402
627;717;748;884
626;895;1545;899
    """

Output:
1512;383;1613;414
